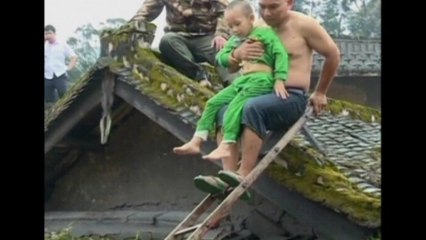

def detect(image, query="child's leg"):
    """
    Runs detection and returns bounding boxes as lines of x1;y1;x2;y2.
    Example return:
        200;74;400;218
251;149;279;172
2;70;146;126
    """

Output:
173;84;239;155
224;83;274;141
203;75;273;160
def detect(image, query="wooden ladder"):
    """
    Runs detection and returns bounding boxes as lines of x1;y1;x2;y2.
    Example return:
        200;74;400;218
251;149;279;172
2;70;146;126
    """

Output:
165;107;313;240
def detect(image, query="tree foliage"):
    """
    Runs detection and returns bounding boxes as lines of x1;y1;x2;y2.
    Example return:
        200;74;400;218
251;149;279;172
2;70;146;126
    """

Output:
66;18;127;83
293;0;380;38
319;0;346;37
347;0;381;38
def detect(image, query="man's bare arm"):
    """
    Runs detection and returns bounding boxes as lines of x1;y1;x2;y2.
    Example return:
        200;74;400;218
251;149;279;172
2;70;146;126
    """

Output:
67;55;78;71
302;18;340;114
304;18;340;95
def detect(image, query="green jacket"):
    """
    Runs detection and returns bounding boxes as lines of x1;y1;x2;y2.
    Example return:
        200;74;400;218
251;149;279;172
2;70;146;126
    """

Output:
216;26;289;81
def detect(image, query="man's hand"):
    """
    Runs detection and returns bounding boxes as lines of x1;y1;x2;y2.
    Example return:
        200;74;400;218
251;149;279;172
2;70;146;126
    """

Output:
182;9;192;17
212;36;227;51
309;91;328;115
274;81;289;99
131;14;144;22
233;40;264;61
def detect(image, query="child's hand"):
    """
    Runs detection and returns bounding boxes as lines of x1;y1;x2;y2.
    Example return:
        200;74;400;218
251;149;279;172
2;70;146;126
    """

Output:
274;80;289;99
247;36;259;42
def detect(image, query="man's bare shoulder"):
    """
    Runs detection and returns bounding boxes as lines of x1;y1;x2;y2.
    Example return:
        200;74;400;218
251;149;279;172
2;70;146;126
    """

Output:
254;18;268;27
290;11;318;26
289;11;322;35
218;0;229;6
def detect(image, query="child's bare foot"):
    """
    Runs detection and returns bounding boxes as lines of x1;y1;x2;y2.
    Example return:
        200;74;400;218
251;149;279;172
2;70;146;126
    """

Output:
202;142;232;160
173;137;202;155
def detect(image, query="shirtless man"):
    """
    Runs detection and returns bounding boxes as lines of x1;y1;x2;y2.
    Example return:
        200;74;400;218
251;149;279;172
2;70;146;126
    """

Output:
194;0;341;195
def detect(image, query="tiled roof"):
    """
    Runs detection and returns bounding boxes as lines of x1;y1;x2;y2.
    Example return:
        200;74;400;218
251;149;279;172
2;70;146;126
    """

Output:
312;39;381;76
301;113;381;194
44;21;381;230
44;65;100;132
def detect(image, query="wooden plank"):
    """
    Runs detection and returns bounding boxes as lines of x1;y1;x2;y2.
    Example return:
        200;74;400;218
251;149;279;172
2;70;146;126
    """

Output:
164;194;218;240
174;224;202;236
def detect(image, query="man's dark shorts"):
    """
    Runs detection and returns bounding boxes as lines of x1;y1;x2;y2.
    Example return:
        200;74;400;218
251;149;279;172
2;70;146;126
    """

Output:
216;88;308;140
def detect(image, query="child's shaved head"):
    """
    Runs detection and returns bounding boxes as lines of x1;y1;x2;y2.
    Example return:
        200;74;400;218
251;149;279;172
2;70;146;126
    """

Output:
226;0;254;17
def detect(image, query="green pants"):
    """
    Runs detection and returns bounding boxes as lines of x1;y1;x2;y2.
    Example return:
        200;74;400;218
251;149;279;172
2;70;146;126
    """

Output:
195;72;274;142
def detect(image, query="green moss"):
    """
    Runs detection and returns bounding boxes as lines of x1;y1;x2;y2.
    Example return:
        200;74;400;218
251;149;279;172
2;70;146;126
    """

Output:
107;47;216;116
266;142;381;227
327;98;381;123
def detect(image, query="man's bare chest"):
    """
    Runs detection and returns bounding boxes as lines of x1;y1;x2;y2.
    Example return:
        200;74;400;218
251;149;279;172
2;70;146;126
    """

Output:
280;33;308;59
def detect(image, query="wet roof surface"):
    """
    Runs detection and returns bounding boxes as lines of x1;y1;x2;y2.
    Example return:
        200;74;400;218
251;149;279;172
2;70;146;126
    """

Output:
299;113;381;196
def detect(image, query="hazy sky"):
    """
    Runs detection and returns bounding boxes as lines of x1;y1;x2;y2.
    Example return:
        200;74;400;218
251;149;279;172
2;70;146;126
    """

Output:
45;0;166;46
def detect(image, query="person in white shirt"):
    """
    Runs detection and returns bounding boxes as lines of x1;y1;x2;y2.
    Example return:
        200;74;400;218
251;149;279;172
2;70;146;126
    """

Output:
44;25;77;104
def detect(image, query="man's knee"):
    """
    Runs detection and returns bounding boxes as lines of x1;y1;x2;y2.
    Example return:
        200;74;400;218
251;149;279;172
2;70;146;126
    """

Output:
243;99;261;117
241;98;267;138
56;76;68;98
159;32;183;51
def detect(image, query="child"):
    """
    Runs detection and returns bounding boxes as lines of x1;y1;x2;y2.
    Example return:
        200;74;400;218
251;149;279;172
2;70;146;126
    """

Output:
173;0;289;162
